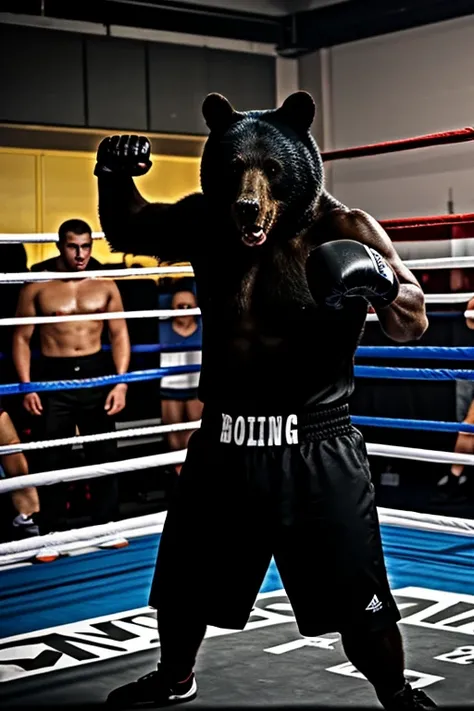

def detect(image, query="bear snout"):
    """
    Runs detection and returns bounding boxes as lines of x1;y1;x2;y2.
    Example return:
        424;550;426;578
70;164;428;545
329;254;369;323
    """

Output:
234;199;260;224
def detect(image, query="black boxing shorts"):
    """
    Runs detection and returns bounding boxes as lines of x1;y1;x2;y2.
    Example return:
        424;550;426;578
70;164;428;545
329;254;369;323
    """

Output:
149;402;401;637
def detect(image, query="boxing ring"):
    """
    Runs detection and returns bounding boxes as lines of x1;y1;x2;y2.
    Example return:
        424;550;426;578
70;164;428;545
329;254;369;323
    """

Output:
1;127;474;708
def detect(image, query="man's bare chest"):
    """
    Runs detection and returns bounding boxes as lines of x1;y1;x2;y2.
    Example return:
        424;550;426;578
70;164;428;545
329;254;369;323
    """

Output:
36;281;110;316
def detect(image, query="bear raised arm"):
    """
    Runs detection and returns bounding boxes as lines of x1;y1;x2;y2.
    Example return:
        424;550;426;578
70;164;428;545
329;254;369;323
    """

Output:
94;90;325;263
94;133;205;263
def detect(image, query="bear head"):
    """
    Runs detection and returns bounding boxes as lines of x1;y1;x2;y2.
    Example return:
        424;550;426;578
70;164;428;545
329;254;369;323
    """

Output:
200;91;324;248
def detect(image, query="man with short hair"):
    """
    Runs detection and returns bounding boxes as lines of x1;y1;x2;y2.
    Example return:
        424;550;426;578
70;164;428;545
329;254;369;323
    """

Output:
12;219;131;533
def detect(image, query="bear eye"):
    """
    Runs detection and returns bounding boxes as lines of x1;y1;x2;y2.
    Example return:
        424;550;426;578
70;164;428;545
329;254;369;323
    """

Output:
230;156;245;175
264;159;281;178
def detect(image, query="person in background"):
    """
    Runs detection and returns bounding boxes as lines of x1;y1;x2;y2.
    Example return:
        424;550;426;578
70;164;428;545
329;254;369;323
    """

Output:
0;405;40;541
435;293;474;502
160;288;203;476
12;218;130;537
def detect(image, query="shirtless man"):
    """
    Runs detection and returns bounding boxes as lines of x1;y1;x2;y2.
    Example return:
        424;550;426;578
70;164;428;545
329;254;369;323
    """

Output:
12;219;130;532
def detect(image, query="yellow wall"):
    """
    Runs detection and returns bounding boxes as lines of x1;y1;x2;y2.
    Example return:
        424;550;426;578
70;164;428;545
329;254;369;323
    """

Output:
0;147;201;269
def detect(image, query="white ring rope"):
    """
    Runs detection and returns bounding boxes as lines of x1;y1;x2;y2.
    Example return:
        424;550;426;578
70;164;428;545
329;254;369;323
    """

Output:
0;420;201;455
424;292;474;303
0;297;472;328
0;232;105;244
0;503;473;565
377;507;474;537
0;265;194;283
0;449;188;494
1;254;474;287
404;255;474;270
365;442;474;465
0;512;167;564
0;307;201;327
3;439;474;495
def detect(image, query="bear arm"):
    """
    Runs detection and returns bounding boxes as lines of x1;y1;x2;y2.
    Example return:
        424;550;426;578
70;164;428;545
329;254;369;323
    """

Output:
323;206;420;290
98;174;205;262
324;206;428;341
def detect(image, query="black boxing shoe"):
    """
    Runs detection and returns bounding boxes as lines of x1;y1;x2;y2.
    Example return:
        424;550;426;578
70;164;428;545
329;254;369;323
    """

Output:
379;683;437;710
106;665;197;707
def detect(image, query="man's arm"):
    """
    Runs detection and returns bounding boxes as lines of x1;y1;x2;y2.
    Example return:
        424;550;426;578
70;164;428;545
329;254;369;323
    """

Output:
0;411;39;516
107;282;130;378
465;296;474;330
12;285;44;415
104;282;131;416
325;208;428;342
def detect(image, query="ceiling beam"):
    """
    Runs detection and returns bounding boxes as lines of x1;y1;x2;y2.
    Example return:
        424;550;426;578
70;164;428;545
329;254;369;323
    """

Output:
1;0;284;45
2;0;474;57
277;0;474;57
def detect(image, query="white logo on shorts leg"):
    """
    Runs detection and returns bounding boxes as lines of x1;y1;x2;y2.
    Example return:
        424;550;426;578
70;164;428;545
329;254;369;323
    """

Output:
365;595;383;612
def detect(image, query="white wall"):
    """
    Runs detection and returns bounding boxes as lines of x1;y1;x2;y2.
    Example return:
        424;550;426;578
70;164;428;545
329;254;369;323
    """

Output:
319;16;474;221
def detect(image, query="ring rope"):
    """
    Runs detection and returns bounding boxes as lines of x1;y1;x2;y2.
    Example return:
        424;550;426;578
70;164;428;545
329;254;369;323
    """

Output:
352;415;474;434
0;265;194;283
0;420;201;455
1;502;473;566
0;365;201;396
0;512;168;563
3;440;474;496
380;213;474;230
355;365;474;381
355;346;474;360
367;312;464;322
0;307;201;327
1;413;473;458
321;127;474;162
0;300;466;329
4;343;474;363
404;256;474;270
2;362;474;397
2;254;474;286
0;448;188;494
0;232;106;244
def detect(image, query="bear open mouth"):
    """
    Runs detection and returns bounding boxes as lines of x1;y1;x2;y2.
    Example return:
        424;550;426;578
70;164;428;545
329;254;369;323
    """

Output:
241;225;267;247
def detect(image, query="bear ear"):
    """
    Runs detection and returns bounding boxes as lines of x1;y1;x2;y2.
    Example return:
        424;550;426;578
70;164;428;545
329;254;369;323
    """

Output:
202;93;243;132
274;91;316;133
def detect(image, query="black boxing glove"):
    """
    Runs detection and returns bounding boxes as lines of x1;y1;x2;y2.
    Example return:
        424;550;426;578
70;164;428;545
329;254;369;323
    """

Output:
306;239;399;310
94;135;152;177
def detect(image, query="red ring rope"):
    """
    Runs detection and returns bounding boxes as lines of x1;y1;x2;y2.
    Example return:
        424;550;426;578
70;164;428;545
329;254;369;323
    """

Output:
322;128;474;161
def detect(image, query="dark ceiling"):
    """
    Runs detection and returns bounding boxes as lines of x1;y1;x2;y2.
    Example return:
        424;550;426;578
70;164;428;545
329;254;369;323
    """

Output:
2;0;474;57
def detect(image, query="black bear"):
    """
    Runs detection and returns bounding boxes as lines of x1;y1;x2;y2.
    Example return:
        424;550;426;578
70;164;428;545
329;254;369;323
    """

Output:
96;92;433;711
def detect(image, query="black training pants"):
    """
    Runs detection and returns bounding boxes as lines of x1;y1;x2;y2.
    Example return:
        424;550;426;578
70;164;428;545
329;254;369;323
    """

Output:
31;351;120;531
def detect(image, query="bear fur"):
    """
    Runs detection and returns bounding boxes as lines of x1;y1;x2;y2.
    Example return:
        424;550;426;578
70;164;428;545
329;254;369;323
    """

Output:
96;91;369;409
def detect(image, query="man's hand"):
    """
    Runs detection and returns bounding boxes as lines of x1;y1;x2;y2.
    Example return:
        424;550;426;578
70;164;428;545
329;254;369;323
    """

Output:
23;392;43;416
104;383;127;416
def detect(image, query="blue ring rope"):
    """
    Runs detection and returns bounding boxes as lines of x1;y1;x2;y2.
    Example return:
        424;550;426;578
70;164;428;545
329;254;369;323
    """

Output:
356;346;474;360
355;365;474;380
3;344;474;361
0;365;201;396
1;363;474;396
351;415;474;434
